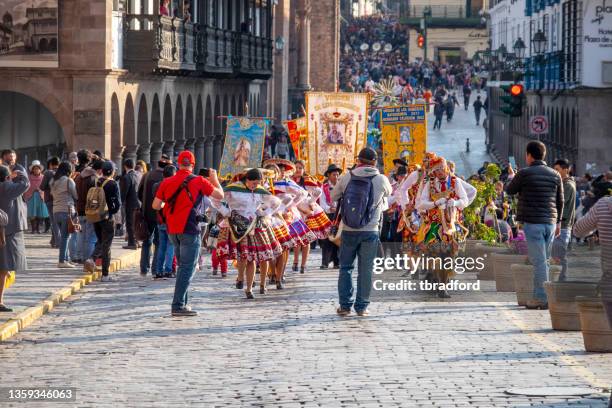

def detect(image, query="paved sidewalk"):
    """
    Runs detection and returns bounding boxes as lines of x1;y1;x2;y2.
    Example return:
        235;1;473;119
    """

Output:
0;245;609;407
0;233;141;337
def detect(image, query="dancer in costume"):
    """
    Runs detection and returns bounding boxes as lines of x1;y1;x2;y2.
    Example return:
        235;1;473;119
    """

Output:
291;160;320;274
215;168;283;299
415;156;474;298
263;159;304;288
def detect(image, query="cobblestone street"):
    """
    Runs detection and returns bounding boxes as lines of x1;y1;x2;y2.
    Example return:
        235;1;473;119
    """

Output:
1;245;610;407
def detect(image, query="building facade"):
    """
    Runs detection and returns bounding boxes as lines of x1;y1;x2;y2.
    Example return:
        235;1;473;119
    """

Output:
487;0;612;174
402;0;489;62
0;0;341;170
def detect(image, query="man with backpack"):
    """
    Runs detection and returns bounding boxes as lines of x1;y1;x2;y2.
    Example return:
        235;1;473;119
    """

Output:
84;161;121;282
74;158;102;264
152;151;224;317
331;147;392;317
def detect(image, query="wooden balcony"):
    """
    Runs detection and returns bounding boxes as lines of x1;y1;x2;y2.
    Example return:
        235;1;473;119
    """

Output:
124;14;272;79
124;15;196;72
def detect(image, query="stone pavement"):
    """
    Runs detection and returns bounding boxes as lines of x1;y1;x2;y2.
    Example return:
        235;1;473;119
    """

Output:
0;245;610;407
0;233;140;331
426;90;491;178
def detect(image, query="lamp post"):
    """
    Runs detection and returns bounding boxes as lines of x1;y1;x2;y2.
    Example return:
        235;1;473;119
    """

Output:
531;29;547;91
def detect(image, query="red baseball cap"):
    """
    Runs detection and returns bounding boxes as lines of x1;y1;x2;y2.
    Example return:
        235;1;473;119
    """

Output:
178;150;195;166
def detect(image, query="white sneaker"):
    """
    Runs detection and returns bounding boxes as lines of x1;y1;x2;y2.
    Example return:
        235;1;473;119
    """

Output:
100;275;115;282
58;262;76;268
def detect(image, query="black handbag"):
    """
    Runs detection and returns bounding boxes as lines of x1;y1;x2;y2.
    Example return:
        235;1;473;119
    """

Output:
228;210;256;243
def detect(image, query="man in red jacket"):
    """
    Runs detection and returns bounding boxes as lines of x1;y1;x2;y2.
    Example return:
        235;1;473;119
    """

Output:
153;151;224;317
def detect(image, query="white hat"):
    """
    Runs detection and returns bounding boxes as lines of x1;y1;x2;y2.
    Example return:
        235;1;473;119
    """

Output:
29;160;42;171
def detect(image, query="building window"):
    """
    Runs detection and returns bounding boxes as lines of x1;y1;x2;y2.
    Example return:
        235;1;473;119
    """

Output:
561;0;582;85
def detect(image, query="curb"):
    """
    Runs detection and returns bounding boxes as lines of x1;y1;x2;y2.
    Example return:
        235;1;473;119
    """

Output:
0;249;141;342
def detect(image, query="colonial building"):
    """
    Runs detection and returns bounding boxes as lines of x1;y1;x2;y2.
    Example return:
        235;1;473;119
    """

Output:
0;0;340;171
403;0;489;62
487;0;612;174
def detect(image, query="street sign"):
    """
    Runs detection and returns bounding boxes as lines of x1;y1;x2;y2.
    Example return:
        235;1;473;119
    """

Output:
529;115;548;135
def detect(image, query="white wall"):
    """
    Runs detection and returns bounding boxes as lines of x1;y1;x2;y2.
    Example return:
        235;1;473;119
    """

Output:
582;0;612;87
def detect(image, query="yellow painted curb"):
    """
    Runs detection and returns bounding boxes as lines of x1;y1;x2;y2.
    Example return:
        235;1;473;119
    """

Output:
0;249;141;342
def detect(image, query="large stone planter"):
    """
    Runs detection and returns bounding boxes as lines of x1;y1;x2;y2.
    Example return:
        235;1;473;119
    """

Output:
577;297;612;352
462;239;489;258
512;264;561;306
544;282;599;331
475;243;512;280
492;253;529;292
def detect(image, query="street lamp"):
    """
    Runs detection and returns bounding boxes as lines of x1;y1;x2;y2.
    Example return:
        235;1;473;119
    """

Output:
481;50;491;67
532;30;547;56
497;44;507;63
275;36;285;51
513;37;526;59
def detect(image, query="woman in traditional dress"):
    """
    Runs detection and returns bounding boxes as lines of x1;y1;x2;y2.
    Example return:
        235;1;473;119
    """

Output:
291;160;323;273
25;160;49;234
263;160;301;288
216;168;283;298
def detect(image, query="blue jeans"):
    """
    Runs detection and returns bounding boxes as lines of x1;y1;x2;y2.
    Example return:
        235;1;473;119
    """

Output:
169;233;201;311
46;202;59;245
77;216;97;261
140;221;159;275
157;225;174;274
68;229;78;260
523;222;555;303
55;212;72;263
338;230;380;312
552;227;571;281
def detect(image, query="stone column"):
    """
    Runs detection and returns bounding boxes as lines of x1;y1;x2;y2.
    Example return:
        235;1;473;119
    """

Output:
123;144;139;164
137;143;152;167
195;137;206;170
184;138;195;153
112;146;126;176
213;135;224;169
297;0;311;90
174;139;186;156
150;141;164;165
162;141;175;160
204;136;215;168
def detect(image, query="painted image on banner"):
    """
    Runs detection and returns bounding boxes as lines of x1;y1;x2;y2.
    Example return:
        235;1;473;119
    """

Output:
380;105;427;174
306;92;369;176
219;117;267;178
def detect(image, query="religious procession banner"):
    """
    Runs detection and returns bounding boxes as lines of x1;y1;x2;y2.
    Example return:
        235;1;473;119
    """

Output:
283;119;302;159
380;105;427;174
305;92;369;177
219;117;267;178
296;116;308;162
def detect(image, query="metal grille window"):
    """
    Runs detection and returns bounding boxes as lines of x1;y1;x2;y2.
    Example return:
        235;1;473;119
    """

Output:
561;0;582;85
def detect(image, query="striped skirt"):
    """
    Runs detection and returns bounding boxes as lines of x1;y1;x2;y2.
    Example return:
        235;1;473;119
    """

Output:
217;221;283;263
287;219;317;246
305;211;332;240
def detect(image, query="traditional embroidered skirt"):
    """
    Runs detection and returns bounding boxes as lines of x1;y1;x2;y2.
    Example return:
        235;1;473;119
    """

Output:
305;211;332;240
27;191;49;219
270;216;299;251
287;218;317;246
217;220;283;262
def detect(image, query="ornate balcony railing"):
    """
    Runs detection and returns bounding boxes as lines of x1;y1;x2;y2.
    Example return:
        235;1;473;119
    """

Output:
123;14;272;79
